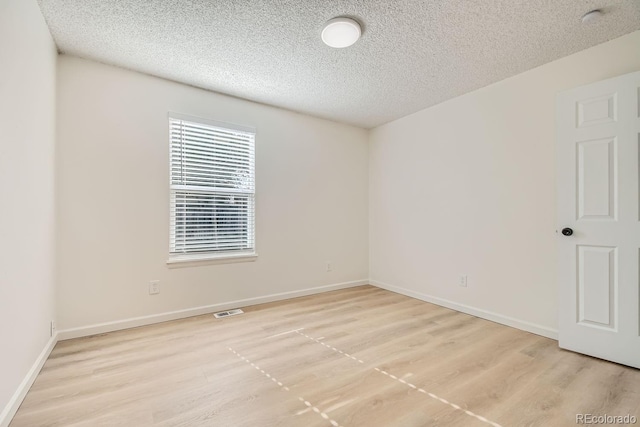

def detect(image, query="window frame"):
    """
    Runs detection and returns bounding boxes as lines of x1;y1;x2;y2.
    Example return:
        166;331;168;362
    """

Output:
166;112;257;267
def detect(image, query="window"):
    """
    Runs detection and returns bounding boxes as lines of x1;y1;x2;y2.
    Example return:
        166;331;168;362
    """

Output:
169;114;255;263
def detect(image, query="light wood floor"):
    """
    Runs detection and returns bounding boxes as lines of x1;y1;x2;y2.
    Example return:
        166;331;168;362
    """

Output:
11;286;640;427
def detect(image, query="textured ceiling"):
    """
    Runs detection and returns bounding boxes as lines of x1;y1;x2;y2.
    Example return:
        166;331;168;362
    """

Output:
38;0;640;128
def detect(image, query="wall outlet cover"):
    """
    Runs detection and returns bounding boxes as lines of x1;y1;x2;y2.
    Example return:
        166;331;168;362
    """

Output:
459;275;468;287
149;280;160;295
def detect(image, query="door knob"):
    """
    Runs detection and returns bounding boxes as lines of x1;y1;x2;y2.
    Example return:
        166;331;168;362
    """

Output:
561;227;573;236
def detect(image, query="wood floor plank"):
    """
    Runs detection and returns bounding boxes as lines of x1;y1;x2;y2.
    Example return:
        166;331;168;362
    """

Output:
10;286;640;426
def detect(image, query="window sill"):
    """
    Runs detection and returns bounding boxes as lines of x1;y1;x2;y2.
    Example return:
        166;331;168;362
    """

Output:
166;252;258;268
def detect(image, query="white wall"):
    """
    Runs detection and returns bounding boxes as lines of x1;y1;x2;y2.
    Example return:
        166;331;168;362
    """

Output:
369;30;640;337
0;0;57;422
56;56;369;332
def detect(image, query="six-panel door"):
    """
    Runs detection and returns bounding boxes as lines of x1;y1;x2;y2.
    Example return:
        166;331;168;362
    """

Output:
557;71;640;369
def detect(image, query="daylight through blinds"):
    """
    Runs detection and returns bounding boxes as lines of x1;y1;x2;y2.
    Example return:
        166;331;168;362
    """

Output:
169;116;255;255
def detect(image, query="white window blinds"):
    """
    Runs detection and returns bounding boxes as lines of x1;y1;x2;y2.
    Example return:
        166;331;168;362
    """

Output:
169;115;255;256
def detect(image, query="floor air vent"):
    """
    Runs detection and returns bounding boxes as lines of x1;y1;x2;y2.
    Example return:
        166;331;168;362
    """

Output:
213;308;244;319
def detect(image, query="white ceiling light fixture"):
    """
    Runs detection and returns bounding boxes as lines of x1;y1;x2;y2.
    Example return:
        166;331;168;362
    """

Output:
581;9;603;24
321;17;361;48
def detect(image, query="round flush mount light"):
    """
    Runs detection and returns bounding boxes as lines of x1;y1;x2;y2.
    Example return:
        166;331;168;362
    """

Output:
581;9;603;24
321;17;361;48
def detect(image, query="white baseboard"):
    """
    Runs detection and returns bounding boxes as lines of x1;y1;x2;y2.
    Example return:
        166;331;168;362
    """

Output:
58;279;368;341
0;333;58;427
370;279;558;340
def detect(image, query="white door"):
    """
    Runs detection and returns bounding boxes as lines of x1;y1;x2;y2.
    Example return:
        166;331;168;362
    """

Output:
557;70;640;369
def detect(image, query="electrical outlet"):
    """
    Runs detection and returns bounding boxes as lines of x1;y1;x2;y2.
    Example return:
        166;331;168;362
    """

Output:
50;321;56;337
149;280;160;295
459;274;468;287
326;261;332;272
